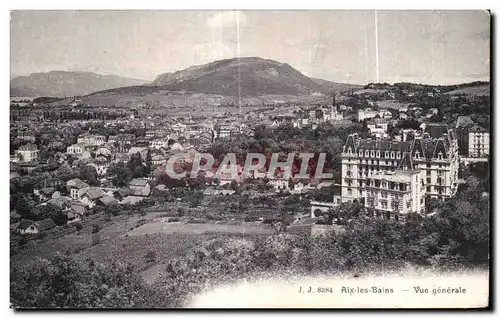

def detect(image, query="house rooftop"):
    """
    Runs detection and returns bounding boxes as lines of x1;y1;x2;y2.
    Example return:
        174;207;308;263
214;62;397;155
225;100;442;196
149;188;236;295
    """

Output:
98;195;118;206
81;187;104;200
19;143;38;151
34;218;57;231
67;178;90;189
17;219;35;230
130;178;149;187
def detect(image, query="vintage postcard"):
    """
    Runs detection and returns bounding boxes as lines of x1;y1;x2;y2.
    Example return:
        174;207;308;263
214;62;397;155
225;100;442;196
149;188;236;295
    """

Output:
9;10;491;309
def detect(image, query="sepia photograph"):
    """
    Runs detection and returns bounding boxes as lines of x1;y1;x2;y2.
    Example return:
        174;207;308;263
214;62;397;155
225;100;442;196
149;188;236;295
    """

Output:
8;9;491;309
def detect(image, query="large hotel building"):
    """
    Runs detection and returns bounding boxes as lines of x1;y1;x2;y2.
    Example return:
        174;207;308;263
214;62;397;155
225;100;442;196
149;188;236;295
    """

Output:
340;124;459;220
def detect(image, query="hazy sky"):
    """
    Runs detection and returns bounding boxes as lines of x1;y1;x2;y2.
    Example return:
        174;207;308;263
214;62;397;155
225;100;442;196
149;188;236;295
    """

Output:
11;10;490;85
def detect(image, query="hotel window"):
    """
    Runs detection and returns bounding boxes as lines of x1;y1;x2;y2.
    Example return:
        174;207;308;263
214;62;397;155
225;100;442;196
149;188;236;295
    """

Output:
376;151;380;158
347;147;352;154
391;152;395;159
415;151;420;159
359;150;363;157
438;152;443;160
426;186;431;192
365;150;369;157
347;188;352;195
371;151;375;157
396;152;401;159
385;151;389;158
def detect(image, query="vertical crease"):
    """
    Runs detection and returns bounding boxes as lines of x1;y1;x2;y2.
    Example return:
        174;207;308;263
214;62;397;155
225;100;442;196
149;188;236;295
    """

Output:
236;10;241;121
374;10;380;83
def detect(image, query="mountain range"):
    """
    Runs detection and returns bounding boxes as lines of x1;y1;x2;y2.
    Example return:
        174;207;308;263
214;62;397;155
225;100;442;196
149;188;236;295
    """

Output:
11;58;361;101
10;71;149;97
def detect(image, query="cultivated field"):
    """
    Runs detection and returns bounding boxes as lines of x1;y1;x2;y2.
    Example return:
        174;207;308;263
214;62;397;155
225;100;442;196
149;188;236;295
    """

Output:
377;100;414;110
126;220;275;237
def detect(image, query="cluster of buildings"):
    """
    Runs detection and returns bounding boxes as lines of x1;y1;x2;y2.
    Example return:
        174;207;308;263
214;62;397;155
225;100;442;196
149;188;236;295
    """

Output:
335;120;484;221
11;92;490;229
16;175;154;235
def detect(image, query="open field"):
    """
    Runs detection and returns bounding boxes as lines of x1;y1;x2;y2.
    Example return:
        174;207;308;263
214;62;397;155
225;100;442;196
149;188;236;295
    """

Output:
444;84;490;96
377;100;414;110
51;91;329;111
11;211;175;267
126;220;276;237
11;211;275;278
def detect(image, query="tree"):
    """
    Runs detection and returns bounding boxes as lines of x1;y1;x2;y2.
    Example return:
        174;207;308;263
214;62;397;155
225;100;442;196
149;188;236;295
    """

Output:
10;253;154;308
145;250;156;263
127;153;143;173
91;224;100;234
107;162;132;188
32;203;67;224
92;233;101;245
79;165;99;186
74;222;83;234
145;149;152;175
10;193;36;219
229;180;241;194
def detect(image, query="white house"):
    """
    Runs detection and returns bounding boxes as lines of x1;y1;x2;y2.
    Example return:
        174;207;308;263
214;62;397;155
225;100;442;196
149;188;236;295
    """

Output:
15;144;39;162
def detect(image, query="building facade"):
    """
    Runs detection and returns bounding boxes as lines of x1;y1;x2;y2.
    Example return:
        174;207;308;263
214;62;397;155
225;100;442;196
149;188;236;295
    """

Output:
468;127;489;158
341;126;459;210
365;159;425;221
77;134;106;147
15;144;39;162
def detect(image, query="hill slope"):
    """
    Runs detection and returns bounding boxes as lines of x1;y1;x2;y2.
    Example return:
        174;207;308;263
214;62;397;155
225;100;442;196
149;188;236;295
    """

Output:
149;57;351;96
311;78;363;94
444;83;490;96
47;57;362;109
10;71;149;97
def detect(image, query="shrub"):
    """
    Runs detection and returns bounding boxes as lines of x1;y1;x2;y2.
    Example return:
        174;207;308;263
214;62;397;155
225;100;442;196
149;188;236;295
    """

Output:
91;234;100;246
91;224;100;234
178;207;186;217
135;219;147;228
74;222;83;233
145;250;156;263
187;219;207;224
